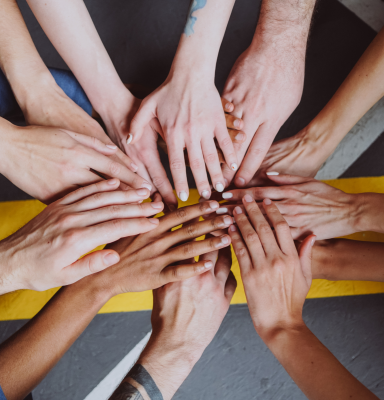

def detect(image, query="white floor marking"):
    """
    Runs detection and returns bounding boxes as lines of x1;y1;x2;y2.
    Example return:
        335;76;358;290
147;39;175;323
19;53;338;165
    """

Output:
316;97;384;180
339;0;384;32
83;332;151;400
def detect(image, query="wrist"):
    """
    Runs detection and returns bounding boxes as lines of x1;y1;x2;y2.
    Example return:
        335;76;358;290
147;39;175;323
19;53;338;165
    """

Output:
352;193;384;233
258;319;308;348
0;238;26;294
0;118;18;176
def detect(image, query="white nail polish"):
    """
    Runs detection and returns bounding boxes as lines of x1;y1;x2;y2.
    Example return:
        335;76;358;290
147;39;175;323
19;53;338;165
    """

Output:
222;192;233;199
126;134;133;144
266;171;279;176
179;191;188;202
216;207;228;214
231;163;238;171
216;182;224;192
201;190;210;199
106;144;117;149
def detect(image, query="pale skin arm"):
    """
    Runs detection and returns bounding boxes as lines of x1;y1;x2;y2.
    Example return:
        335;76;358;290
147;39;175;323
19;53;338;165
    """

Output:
258;26;384;180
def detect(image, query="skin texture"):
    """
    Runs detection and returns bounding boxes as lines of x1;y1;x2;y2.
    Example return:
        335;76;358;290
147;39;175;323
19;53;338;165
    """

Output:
110;248;237;400
221;0;315;188
229;196;378;400
254;26;384;182
0;203;233;400
0;117;152;203
0;179;160;294
129;0;238;201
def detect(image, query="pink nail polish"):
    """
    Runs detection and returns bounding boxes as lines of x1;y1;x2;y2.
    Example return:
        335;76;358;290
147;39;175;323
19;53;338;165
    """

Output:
234;206;242;214
244;194;253;203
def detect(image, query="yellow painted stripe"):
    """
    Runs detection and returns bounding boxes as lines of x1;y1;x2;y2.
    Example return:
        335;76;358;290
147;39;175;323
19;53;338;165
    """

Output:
1;176;384;321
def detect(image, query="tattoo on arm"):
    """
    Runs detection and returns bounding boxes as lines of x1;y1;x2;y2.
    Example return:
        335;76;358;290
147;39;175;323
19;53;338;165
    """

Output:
184;0;207;36
110;364;163;400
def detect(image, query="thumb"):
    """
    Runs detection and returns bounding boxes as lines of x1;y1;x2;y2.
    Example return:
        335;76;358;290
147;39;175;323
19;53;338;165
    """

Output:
266;172;314;186
161;260;214;285
298;235;316;287
129;100;156;144
63;250;120;285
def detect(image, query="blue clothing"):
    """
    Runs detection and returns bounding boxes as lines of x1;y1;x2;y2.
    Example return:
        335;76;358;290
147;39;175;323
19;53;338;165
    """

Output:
0;67;92;119
0;386;6;400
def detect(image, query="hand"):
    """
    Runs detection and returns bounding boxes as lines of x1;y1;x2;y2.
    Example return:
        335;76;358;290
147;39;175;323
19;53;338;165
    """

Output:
0;119;151;203
129;76;238;202
94;201;234;295
221;42;305;187
222;174;361;240
228;195;315;338
0;179;160;293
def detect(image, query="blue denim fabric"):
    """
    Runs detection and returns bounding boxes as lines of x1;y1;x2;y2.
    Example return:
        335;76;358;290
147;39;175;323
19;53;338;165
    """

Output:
0;67;92;119
0;386;6;400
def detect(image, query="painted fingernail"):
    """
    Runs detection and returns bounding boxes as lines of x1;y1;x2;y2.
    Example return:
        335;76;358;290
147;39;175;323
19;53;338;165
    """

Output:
209;201;219;210
234;206;242;214
222;192;233;199
231;163;238;171
106;144;117;149
236;177;245;186
244;194;253;203
131;163;139;171
266;171;279;176
311;236;317;246
225;103;232;111
107;179;119;185
104;252;119;265
221;235;230;245
136;188;149;196
235;132;245;141
201;190;210;199
216;207;228;214
234;119;242;129
216;182;224;192
151;202;164;209
126;134;133;144
264;198;272;205
142;182;152;191
229;225;236;232
204;261;214;269
149;218;159;225
224;216;233;225
179;191;188;202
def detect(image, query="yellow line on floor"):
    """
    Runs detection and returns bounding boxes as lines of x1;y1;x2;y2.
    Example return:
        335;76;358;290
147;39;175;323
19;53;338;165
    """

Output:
1;177;384;321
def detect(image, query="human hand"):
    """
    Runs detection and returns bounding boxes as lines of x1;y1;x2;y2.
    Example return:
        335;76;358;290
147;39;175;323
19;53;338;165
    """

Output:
134;247;236;400
0;179;160;293
221;42;305;187
0;119;151;203
222;174;361;240
128;76;238;202
94;201;233;296
228;195;315;338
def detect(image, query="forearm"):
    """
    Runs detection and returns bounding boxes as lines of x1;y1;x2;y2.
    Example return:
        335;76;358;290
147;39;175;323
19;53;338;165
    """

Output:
262;324;378;400
312;239;384;281
0;277;110;400
304;28;384;158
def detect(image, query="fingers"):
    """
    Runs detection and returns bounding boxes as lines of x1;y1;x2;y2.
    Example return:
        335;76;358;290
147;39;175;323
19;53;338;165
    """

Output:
225;114;244;130
63;130;118;156
299;235;316;287
262;198;296;255
62;249;120;285
59;179;121;205
160;259;214;285
222;186;295;202
129;100;156;144
228;224;253;274
215;124;238;173
224;271;237;302
221;97;234;113
69;187;151;212
201;136;226;193
227;129;246;144
163;234;231;265
186;142;211;200
265;173;315;186
214;245;232;284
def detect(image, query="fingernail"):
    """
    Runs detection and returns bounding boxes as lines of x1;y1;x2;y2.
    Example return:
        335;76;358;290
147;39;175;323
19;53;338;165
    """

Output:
235;132;245;141
222;192;233;199
234;119;242;128
149;218;159;225
221;235;230;245
204;261;214;269
209;201;219;210
224;216;233;225
266;171;279;176
216;182;224;192
201;190;210;199
151;202;163;209
236;177;245;186
104;252;119;265
126;134;133;144
264;198;272;205
107;178;119;185
141;182;152;191
311;236;316;246
231;163;238;171
106;144;117;149
225;103;232;111
229;225;236;232
179;191;188;202
234;206;242;214
244;194;253;203
131;163;138;171
216;207;228;214
169;204;177;212
136;188;149;196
